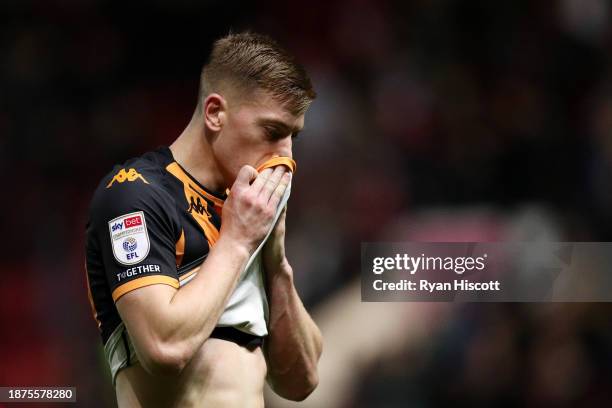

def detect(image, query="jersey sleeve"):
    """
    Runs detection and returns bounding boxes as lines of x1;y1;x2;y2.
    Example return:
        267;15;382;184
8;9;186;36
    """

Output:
89;171;181;302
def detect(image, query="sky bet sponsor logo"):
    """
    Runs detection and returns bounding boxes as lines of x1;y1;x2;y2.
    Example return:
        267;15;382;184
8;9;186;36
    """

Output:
116;264;161;282
108;211;150;266
124;215;142;228
111;215;142;233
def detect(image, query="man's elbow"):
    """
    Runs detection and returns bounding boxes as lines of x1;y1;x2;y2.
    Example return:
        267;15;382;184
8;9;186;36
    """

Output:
139;341;191;377
273;369;319;401
292;371;319;401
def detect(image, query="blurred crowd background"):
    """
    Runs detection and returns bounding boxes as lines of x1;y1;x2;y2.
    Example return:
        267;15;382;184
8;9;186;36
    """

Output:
1;0;612;407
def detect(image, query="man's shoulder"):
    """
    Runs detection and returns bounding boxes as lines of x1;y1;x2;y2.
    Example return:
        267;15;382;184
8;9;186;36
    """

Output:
89;147;176;219
97;147;172;188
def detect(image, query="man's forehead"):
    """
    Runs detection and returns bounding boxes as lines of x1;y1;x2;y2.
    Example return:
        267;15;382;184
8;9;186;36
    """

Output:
233;89;305;127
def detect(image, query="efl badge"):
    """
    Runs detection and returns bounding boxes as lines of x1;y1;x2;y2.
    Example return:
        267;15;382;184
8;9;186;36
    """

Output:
108;211;150;265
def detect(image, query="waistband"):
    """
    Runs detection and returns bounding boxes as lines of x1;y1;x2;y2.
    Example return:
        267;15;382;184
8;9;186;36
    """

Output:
209;326;265;348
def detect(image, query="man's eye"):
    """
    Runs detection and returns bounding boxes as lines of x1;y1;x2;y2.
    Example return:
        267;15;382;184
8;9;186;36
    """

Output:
265;128;284;140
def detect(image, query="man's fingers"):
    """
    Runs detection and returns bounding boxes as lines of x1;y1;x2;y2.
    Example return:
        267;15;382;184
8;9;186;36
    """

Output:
268;172;291;209
232;165;258;192
259;166;287;201
233;165;290;212
250;168;274;194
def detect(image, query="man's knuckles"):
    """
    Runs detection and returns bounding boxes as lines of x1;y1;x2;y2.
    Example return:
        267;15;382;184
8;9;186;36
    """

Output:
262;206;276;219
234;191;276;218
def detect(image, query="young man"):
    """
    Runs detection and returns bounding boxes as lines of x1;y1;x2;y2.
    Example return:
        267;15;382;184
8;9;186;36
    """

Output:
85;32;322;407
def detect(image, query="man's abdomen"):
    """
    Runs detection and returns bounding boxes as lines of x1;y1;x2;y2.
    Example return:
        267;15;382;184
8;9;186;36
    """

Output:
115;338;267;408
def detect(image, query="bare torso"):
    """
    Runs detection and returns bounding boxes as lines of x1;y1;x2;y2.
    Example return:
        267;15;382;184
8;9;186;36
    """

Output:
115;338;267;408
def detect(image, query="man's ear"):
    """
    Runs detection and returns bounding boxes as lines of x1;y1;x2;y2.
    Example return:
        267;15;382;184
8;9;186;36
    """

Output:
203;93;227;132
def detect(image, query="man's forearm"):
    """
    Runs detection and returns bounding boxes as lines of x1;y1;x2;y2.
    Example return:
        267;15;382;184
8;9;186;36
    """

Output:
265;261;323;400
156;236;251;361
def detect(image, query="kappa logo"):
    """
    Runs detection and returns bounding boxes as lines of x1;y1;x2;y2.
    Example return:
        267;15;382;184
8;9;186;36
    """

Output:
188;196;212;219
106;168;149;188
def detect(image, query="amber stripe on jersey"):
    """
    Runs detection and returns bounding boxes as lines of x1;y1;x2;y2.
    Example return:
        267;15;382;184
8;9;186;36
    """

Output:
84;262;102;330
166;162;224;208
256;156;296;173
175;229;185;267
112;275;180;302
166;162;222;247
179;268;198;283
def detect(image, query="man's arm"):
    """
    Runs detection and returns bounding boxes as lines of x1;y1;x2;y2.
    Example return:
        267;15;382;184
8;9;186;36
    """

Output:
115;166;291;376
263;208;323;401
116;236;250;376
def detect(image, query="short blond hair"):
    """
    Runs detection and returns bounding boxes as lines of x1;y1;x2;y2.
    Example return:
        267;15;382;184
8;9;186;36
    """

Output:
199;32;316;115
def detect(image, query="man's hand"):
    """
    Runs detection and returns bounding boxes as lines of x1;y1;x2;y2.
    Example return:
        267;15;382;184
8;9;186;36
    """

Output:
221;165;290;254
262;206;290;276
260;174;323;401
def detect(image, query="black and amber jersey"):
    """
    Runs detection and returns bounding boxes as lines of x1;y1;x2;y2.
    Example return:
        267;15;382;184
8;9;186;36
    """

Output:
86;146;295;384
85;146;228;345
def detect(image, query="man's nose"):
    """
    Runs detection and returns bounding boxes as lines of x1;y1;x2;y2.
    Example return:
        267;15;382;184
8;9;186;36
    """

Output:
275;137;293;159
